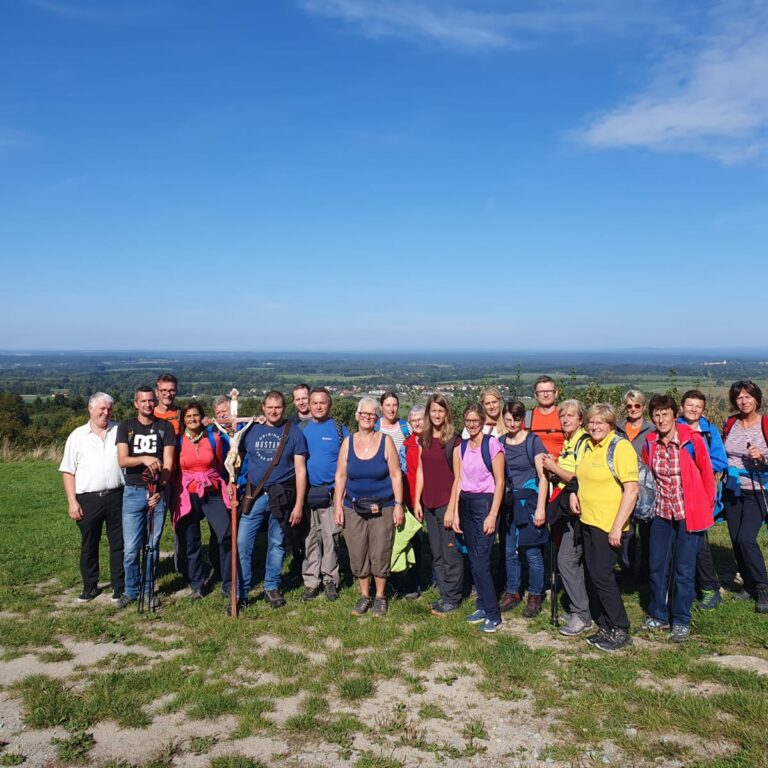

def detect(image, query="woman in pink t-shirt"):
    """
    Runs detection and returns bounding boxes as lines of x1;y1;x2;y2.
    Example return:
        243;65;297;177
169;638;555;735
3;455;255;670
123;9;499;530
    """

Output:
448;402;505;633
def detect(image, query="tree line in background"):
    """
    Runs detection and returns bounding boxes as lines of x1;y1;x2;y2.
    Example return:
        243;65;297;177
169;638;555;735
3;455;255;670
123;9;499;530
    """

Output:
0;372;733;452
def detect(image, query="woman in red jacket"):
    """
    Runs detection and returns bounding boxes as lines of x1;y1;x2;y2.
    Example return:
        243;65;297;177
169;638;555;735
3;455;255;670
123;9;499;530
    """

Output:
640;394;715;643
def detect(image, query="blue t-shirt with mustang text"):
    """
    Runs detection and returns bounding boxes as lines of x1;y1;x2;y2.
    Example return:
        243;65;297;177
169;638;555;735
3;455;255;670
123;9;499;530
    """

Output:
243;421;308;488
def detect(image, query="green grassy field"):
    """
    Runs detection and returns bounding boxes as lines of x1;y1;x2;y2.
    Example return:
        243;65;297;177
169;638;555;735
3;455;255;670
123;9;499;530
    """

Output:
2;462;768;767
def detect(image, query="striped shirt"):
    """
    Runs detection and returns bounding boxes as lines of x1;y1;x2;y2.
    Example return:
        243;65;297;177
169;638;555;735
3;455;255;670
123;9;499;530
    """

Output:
651;436;685;521
724;420;768;491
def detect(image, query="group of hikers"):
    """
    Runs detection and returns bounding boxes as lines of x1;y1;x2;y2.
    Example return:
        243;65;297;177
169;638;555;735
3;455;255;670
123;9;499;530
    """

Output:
60;373;768;652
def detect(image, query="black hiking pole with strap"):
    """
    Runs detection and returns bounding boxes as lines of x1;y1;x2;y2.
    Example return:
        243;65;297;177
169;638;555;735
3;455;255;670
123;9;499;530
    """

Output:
666;532;678;623
138;469;159;614
747;443;768;521
550;539;559;626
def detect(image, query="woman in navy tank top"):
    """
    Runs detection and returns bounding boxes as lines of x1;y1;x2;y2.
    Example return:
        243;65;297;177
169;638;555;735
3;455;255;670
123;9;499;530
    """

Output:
335;397;404;617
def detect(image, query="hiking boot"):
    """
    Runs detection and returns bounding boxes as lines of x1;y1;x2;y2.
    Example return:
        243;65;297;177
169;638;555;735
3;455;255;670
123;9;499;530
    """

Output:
228;597;248;617
593;627;632;652
757;586;768;614
117;594;136;609
479;618;502;634
559;615;592;637
638;616;670;632
111;590;122;603
352;596;372;616
190;589;204;600
671;624;690;643
431;601;458;617
698;589;722;610
403;590;421;600
585;627;610;647
77;585;101;603
324;582;339;602
264;589;286;608
466;609;487;625
731;589;753;601
522;594;543;619
372;597;388;617
301;586;321;602
499;591;522;612
429;599;442;611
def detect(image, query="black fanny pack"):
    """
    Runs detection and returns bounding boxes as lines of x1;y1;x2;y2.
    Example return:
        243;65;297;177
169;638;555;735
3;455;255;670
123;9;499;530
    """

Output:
307;484;333;509
346;496;391;517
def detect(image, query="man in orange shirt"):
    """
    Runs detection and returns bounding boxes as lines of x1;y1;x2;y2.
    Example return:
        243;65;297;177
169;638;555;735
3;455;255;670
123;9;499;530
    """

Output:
154;373;181;435
526;375;564;457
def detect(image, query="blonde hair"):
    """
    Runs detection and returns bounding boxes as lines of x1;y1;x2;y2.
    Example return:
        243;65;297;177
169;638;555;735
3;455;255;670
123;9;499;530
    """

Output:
586;403;617;428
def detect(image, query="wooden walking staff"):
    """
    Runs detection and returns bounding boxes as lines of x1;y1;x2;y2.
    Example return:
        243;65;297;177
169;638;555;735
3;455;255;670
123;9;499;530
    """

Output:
214;413;254;618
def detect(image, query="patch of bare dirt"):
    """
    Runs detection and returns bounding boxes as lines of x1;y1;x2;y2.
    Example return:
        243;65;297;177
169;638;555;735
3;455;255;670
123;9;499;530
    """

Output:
701;653;768;676
0;638;183;685
636;672;729;696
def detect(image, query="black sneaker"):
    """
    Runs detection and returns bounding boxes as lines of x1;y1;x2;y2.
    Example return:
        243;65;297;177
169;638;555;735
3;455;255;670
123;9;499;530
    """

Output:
585;627;609;646
301;586;321;602
594;628;632;652
757;586;768;614
111;590;122;603
264;589;286;608
77;586;101;603
324;582;340;602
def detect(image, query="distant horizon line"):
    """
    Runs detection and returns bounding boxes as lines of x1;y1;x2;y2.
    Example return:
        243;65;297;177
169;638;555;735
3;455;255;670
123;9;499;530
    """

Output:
1;347;767;356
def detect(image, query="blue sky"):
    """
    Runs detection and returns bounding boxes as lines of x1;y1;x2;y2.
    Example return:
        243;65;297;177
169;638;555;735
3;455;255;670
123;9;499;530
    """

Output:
1;0;766;352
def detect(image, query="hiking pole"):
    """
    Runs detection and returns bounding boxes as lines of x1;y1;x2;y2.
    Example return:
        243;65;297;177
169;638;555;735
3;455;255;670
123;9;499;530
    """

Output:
550;539;559;626
747;443;768;520
139;470;159;614
667;530;678;624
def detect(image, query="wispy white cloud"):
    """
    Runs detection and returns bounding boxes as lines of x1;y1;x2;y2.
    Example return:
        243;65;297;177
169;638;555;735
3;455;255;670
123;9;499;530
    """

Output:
301;0;681;51
578;1;768;163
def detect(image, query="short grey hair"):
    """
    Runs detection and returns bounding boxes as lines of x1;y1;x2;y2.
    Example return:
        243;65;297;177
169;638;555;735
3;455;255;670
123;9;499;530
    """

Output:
558;399;586;424
212;395;229;409
356;397;381;417
624;389;646;406
408;404;426;421
88;392;114;408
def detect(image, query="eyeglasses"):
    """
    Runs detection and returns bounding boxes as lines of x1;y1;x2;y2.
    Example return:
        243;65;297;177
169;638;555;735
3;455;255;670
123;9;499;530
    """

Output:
587;420;609;428
464;418;482;426
626;404;643;411
535;389;556;395
359;412;378;419
158;388;176;394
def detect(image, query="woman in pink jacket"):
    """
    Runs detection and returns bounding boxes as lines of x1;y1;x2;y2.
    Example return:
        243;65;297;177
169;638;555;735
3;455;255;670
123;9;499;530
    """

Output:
640;394;715;643
173;402;233;600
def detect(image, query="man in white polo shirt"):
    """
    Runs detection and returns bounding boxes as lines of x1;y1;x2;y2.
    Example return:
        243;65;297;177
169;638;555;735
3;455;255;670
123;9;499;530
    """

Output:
60;392;125;602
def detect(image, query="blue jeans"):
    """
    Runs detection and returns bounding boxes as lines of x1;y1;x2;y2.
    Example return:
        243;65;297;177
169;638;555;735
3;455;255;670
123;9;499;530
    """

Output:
648;515;703;627
460;492;500;623
122;485;167;599
236;492;285;597
505;528;545;596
